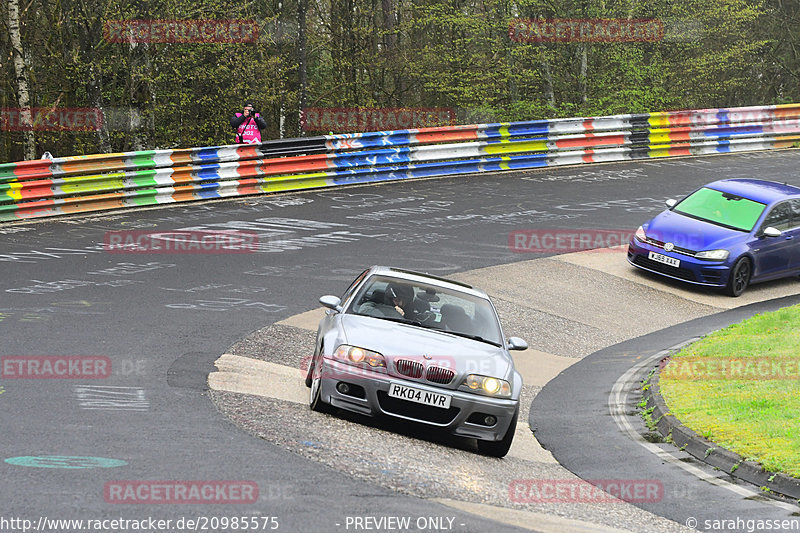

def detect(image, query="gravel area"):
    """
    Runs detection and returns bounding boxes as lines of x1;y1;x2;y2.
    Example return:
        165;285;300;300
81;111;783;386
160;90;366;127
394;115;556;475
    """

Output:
228;323;316;371
492;297;620;359
210;381;689;532
209;256;701;533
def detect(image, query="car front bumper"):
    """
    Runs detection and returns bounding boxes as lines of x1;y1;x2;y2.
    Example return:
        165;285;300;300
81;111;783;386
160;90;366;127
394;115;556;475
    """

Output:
317;357;518;442
627;238;731;288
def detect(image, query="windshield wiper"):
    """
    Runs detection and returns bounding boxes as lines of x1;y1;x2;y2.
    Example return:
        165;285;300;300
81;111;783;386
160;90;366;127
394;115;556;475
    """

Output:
355;313;429;327
444;330;502;347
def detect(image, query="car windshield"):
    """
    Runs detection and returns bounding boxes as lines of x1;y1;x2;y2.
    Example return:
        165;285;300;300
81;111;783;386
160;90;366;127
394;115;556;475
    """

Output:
673;187;766;232
347;275;503;347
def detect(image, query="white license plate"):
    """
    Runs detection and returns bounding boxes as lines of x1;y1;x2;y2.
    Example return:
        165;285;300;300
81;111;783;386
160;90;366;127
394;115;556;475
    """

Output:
388;383;452;409
648;251;680;268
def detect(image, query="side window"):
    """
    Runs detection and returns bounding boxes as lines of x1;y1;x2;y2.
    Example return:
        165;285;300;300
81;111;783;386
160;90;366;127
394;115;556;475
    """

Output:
762;201;792;232
790;199;800;229
340;269;370;304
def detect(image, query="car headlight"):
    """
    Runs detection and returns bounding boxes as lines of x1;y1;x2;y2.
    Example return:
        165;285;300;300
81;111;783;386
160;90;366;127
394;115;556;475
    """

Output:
695;249;729;261
462;374;511;398
634;225;647;243
333;345;386;369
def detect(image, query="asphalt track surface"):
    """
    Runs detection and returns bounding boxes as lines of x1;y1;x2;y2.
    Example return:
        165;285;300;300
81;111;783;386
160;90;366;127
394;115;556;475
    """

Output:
1;150;799;532
533;295;800;530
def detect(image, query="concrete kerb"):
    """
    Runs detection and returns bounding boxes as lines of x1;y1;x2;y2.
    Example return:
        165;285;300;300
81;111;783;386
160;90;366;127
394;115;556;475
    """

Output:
643;362;800;501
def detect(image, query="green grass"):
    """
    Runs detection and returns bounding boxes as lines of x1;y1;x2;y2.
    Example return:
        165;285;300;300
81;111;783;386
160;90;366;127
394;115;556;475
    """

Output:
659;304;800;477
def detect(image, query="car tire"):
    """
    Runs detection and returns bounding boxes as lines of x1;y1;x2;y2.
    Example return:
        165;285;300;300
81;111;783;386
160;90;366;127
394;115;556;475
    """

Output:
305;354;316;388
305;342;323;388
725;256;751;297
476;407;518;458
309;355;333;414
305;363;313;388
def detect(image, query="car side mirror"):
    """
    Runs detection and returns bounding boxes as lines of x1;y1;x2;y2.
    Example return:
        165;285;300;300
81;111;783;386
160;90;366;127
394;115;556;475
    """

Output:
665;199;677;208
507;337;528;351
762;227;782;238
319;295;342;312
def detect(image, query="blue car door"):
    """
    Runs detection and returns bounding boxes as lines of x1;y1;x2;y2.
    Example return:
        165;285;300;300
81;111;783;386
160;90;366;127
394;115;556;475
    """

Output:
788;199;800;272
752;201;794;279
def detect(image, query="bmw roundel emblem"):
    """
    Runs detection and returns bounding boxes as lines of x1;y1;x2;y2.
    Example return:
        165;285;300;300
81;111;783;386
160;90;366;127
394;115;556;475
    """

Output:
423;354;432;360
664;242;675;252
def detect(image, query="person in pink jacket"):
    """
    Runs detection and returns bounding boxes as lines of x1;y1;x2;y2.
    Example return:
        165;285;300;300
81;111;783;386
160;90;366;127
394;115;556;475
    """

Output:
230;102;267;144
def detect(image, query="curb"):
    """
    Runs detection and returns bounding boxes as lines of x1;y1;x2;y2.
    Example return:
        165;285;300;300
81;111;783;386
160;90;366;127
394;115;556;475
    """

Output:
644;361;800;501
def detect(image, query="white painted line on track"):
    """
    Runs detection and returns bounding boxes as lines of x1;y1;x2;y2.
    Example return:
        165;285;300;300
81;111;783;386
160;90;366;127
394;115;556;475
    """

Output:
433;498;637;533
608;341;798;512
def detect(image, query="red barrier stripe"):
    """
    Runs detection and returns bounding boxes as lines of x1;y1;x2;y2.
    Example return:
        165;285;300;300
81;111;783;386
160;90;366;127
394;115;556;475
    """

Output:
257;154;331;174
555;134;626;148
17;182;55;199
8;160;53;180
236;146;261;160
415;130;479;144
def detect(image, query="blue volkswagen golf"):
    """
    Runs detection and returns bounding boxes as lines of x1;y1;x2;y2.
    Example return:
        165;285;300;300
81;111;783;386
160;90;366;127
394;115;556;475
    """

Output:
628;178;800;296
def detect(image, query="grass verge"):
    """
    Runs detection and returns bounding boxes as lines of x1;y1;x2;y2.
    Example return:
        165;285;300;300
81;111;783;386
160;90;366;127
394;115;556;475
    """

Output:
658;304;800;477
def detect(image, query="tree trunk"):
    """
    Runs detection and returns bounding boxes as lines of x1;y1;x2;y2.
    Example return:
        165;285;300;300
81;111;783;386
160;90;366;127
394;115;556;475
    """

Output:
579;44;588;104
88;64;112;153
6;0;36;159
542;59;555;108
298;0;307;135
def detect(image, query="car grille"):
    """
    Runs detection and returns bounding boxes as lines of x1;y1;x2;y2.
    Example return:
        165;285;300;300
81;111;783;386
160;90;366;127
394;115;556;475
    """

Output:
377;391;460;424
394;359;455;385
425;366;455;384
644;238;698;257
395;359;424;379
633;255;697;281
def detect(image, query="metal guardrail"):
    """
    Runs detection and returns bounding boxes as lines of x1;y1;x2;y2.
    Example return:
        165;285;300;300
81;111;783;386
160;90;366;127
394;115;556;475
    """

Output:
2;104;799;222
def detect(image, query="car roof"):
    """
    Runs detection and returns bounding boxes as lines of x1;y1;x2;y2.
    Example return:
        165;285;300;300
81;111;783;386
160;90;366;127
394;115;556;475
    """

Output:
367;266;490;299
704;178;800;205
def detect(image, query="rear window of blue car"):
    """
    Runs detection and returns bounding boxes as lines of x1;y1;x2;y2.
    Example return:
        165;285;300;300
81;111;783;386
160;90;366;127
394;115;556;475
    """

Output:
674;187;766;231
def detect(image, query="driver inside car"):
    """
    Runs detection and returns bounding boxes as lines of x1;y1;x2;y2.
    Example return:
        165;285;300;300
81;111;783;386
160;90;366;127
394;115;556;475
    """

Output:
358;283;433;323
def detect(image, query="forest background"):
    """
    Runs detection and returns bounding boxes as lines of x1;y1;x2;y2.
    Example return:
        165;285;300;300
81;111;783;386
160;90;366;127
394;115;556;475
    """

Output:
1;0;796;162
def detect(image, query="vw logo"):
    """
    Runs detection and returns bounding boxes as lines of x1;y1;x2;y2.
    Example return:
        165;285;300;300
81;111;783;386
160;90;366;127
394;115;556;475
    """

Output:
664;242;675;252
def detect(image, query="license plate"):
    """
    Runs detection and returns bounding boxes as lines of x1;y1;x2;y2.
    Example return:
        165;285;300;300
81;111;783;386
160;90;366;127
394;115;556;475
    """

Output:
388;382;452;409
648;251;680;268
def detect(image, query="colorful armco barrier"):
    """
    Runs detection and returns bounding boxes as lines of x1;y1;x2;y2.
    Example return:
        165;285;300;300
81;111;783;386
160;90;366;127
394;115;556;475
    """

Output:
2;104;800;221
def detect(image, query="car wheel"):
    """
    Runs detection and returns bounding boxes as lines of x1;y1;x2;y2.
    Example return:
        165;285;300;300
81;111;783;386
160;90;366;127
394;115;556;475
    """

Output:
304;359;314;388
305;352;316;388
725;256;751;297
309;358;333;414
476;407;518;458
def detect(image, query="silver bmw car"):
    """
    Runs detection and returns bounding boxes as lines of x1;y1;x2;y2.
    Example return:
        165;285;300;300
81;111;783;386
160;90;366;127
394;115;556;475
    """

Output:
305;266;528;457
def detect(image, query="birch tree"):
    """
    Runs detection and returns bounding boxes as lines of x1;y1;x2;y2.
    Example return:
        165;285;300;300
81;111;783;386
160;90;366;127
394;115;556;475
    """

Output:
5;0;35;159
